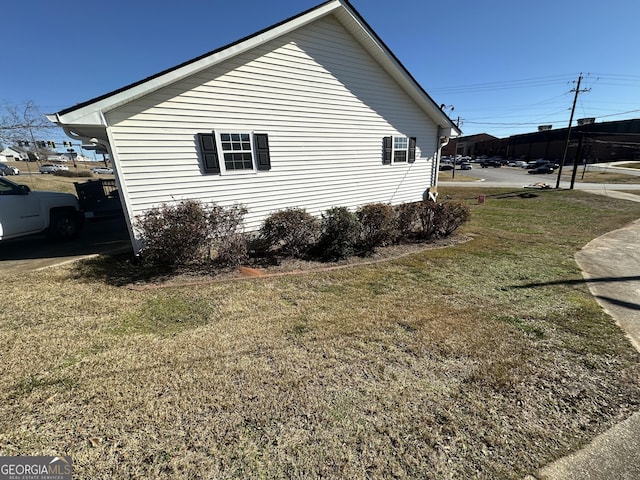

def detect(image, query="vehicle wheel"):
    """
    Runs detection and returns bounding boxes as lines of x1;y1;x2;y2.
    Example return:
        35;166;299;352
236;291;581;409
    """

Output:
48;211;79;241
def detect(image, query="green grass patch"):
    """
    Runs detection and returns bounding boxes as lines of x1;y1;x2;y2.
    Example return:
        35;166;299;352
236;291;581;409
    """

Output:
110;293;216;336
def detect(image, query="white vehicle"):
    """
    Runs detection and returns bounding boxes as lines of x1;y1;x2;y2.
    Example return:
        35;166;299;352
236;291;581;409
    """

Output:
0;177;84;241
39;163;59;174
38;163;69;173
91;166;113;175
0;164;19;175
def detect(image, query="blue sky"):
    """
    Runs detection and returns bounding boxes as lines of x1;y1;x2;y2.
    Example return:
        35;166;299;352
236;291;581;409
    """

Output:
3;0;640;143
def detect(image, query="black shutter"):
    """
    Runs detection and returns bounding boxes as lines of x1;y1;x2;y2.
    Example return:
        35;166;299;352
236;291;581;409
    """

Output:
197;133;220;174
408;137;417;163
382;136;392;164
254;133;271;171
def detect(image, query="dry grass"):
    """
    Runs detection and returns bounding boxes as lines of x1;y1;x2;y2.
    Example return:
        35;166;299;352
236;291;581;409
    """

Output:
438;171;477;182
560;168;640;184
4;161;112;194
618;162;640;169
1;188;640;479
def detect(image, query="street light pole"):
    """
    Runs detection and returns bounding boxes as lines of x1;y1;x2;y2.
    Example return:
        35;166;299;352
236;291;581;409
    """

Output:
451;116;460;179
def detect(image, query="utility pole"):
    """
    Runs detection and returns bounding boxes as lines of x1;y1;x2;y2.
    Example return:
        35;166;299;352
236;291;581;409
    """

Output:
555;74;590;188
451;116;461;179
569;133;584;189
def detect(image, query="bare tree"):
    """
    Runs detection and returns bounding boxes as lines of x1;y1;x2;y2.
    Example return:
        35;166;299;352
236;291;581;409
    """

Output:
0;100;57;151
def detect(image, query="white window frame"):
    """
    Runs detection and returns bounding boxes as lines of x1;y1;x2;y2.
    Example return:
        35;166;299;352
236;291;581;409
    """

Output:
216;131;257;175
393;136;409;163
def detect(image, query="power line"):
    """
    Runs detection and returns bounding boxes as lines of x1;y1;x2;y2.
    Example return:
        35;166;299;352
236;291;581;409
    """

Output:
428;74;576;94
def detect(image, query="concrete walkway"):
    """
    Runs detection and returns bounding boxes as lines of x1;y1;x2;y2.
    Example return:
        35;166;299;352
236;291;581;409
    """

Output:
528;193;640;479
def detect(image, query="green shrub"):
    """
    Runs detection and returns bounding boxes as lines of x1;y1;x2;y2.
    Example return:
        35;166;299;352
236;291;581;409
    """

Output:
207;204;249;266
135;199;210;269
356;203;397;254
316;207;360;261
259;208;320;258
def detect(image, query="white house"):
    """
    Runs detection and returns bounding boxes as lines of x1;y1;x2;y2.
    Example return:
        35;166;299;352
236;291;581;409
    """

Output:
0;147;29;162
47;0;459;252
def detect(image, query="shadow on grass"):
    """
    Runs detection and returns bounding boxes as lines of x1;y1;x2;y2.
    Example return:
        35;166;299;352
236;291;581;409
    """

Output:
513;276;640;311
71;253;174;287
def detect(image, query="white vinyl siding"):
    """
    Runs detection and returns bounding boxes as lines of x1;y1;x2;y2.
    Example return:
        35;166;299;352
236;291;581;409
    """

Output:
105;15;439;235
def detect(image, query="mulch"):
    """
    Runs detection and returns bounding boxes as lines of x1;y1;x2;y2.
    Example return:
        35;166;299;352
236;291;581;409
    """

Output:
127;234;471;290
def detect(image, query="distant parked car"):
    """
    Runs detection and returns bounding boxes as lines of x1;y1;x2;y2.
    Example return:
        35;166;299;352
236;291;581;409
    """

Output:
39;164;58;174
459;162;472;170
439;164;454;171
39;164;69;174
528;165;555;174
91;166;114;175
0;164;19;175
507;159;527;167
480;160;501;168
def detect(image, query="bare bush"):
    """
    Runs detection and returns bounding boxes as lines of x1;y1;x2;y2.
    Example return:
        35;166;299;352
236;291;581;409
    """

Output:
438;201;471;237
356;203;398;254
135;199;210;269
207;204;249;266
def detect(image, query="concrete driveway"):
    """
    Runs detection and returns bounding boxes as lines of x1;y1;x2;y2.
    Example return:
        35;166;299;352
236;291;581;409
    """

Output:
0;216;132;274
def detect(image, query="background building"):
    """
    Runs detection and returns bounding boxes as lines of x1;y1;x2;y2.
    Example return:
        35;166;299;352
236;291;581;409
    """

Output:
468;118;640;163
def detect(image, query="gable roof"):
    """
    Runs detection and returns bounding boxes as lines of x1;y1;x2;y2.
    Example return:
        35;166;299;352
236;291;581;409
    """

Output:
1;146;28;155
48;0;459;136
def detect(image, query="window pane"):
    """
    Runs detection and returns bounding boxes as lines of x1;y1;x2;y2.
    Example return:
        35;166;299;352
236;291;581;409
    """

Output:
394;151;407;162
224;152;254;170
220;134;231;142
394;137;408;149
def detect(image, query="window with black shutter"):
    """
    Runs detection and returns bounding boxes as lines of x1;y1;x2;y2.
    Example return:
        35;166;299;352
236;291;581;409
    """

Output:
197;131;271;174
382;136;417;165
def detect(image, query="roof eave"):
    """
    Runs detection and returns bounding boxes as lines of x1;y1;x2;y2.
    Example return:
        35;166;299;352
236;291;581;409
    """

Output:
50;0;459;135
